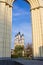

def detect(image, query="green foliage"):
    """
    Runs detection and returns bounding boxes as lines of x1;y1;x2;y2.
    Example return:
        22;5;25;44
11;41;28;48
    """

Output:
13;45;24;58
15;45;24;51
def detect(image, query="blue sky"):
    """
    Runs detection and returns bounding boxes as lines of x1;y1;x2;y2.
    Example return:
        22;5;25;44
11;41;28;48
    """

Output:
11;0;32;49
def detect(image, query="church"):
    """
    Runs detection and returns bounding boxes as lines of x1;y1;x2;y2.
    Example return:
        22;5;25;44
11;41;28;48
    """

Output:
14;32;24;48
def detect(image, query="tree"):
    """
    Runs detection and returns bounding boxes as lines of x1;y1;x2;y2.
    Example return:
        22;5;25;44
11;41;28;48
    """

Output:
14;45;24;57
24;43;33;59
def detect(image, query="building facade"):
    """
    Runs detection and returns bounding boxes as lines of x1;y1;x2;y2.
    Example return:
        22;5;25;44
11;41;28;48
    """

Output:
14;32;24;48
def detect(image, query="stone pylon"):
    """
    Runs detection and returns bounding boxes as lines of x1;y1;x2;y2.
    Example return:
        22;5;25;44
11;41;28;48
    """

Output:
0;0;12;58
27;0;43;59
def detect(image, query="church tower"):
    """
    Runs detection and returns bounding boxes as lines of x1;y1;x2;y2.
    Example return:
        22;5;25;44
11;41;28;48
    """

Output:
21;34;24;46
14;32;24;48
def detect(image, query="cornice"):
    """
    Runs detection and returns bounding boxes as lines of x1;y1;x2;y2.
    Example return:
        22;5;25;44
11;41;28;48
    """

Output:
30;6;43;11
0;1;12;7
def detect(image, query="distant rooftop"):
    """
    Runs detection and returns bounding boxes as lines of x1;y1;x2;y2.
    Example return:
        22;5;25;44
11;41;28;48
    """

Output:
15;32;24;37
22;34;24;36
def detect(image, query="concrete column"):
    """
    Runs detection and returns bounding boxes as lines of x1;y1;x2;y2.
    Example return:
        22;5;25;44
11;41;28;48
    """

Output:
5;5;10;57
4;4;12;57
40;8;43;39
6;6;12;57
31;8;43;58
0;2;6;57
39;7;43;57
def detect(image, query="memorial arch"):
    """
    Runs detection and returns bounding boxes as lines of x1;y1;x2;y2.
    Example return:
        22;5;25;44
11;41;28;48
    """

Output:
0;0;43;59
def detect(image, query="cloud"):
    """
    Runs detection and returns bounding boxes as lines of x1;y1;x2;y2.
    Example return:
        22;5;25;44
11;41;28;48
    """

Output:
12;5;30;17
13;11;30;17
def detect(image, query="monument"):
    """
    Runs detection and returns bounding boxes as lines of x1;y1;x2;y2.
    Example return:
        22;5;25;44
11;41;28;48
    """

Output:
0;0;43;59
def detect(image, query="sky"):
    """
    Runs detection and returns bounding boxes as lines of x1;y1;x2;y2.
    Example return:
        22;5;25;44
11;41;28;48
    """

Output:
11;0;32;49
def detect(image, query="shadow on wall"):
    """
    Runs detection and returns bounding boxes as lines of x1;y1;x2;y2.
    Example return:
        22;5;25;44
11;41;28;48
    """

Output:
33;46;43;60
39;46;43;58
